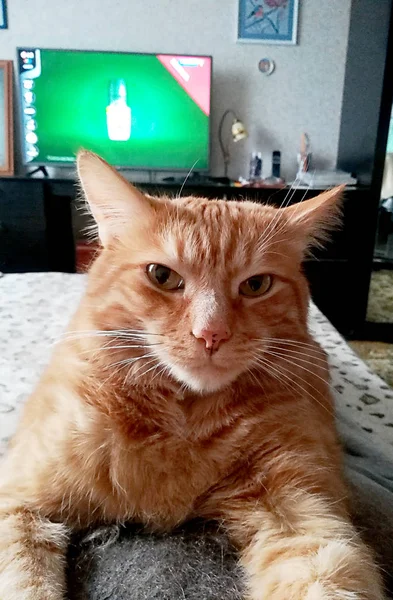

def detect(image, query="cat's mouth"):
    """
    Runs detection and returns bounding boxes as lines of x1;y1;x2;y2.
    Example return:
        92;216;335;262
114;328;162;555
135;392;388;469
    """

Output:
162;351;245;393
151;343;246;393
187;349;232;370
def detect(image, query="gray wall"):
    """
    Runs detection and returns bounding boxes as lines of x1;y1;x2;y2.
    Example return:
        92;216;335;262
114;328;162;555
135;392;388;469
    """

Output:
0;0;351;180
337;0;392;185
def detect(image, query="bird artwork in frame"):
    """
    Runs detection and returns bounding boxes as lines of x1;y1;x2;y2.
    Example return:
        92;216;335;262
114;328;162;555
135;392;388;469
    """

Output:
238;0;299;45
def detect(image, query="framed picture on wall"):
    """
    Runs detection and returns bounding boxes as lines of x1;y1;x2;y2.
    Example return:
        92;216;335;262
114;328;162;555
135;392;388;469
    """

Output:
0;0;7;29
238;0;299;45
0;61;14;176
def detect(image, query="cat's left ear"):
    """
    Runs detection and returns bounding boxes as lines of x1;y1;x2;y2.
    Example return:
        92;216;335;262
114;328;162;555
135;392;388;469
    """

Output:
283;185;344;247
77;150;154;247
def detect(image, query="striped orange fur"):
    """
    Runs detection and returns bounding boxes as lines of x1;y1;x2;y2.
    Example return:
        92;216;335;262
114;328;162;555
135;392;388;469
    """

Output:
0;152;384;599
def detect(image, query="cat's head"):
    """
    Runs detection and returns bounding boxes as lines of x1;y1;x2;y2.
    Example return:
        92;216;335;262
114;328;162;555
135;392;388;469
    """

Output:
77;151;342;394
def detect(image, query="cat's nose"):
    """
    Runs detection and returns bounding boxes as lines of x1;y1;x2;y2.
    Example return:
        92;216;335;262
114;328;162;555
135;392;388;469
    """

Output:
192;325;231;352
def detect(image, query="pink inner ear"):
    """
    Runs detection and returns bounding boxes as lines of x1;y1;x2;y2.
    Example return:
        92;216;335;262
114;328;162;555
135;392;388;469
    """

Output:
77;150;156;248
283;186;344;227
281;186;344;251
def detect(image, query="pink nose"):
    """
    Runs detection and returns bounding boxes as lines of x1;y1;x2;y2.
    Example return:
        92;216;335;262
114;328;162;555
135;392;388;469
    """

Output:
193;325;231;352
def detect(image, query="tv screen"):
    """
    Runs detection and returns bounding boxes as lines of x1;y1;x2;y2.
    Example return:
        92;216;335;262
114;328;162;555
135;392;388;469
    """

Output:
17;48;212;171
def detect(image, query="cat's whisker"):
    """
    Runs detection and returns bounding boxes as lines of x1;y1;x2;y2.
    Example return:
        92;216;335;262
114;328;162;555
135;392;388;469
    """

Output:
253;354;328;414
251;353;333;416
118;357;157;389
257;217;292;257
131;359;161;383
252;344;326;361
262;344;328;366
126;354;161;384
299;181;312;204
151;357;183;386
245;366;265;391
249;354;282;385
254;234;295;258
59;328;164;355
108;353;157;370
252;337;326;352
76;344;161;359
258;336;322;345
256;216;286;256
249;350;328;382
178;378;192;395
61;332;163;342
97;362;130;390
272;352;328;371
177;158;200;198
256;178;302;254
258;178;314;256
133;355;158;375
61;327;164;338
279;177;301;208
261;349;333;391
147;364;164;384
100;343;161;351
97;353;158;389
261;250;291;259
95;343;160;351
265;180;315;247
97;336;160;354
249;355;292;393
149;363;171;385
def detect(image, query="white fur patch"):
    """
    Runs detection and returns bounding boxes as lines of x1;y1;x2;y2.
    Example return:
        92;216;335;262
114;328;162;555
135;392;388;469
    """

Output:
192;290;220;337
168;361;239;394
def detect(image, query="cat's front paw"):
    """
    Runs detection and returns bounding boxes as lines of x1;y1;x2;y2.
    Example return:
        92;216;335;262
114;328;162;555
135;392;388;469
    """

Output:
247;579;384;600
302;581;382;600
246;543;385;600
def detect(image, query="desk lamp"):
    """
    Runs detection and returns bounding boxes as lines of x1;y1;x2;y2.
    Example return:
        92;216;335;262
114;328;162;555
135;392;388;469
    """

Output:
218;110;248;178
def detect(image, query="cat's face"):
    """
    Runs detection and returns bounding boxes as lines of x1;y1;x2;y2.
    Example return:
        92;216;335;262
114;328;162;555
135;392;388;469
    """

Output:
78;152;342;394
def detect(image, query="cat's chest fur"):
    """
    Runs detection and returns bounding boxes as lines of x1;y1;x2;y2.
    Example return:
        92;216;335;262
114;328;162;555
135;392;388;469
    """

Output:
72;390;257;530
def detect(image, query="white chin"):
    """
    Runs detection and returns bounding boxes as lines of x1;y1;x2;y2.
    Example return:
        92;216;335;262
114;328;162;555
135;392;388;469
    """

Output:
168;363;239;394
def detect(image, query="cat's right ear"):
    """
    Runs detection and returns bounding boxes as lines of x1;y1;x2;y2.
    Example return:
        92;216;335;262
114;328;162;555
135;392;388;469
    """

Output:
77;150;154;247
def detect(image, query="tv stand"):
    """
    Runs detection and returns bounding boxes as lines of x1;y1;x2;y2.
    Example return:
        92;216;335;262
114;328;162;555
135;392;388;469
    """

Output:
162;173;230;186
27;166;49;178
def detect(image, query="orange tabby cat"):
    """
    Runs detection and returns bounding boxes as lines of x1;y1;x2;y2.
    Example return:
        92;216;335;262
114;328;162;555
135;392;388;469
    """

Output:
0;151;384;600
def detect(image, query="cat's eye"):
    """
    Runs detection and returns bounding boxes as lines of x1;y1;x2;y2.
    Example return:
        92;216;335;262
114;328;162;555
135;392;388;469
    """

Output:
239;274;272;297
146;264;184;291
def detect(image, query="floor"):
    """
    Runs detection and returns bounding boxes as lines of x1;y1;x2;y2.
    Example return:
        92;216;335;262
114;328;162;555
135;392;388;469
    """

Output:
348;340;393;387
366;269;393;323
348;269;393;387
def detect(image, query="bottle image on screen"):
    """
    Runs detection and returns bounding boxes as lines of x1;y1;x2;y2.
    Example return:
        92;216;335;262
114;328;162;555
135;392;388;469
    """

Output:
106;79;131;141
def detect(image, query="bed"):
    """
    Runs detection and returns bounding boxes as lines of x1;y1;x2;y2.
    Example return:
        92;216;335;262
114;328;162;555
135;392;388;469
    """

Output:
1;272;393;599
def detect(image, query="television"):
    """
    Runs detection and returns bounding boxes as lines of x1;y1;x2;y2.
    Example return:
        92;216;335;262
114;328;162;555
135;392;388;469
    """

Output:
17;48;212;172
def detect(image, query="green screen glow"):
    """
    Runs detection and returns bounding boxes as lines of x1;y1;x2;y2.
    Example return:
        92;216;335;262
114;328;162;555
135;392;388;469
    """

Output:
18;49;211;170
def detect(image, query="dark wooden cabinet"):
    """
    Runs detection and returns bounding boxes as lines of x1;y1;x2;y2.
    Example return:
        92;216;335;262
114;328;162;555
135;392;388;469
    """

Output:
0;178;74;273
0;180;47;272
0;176;377;337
